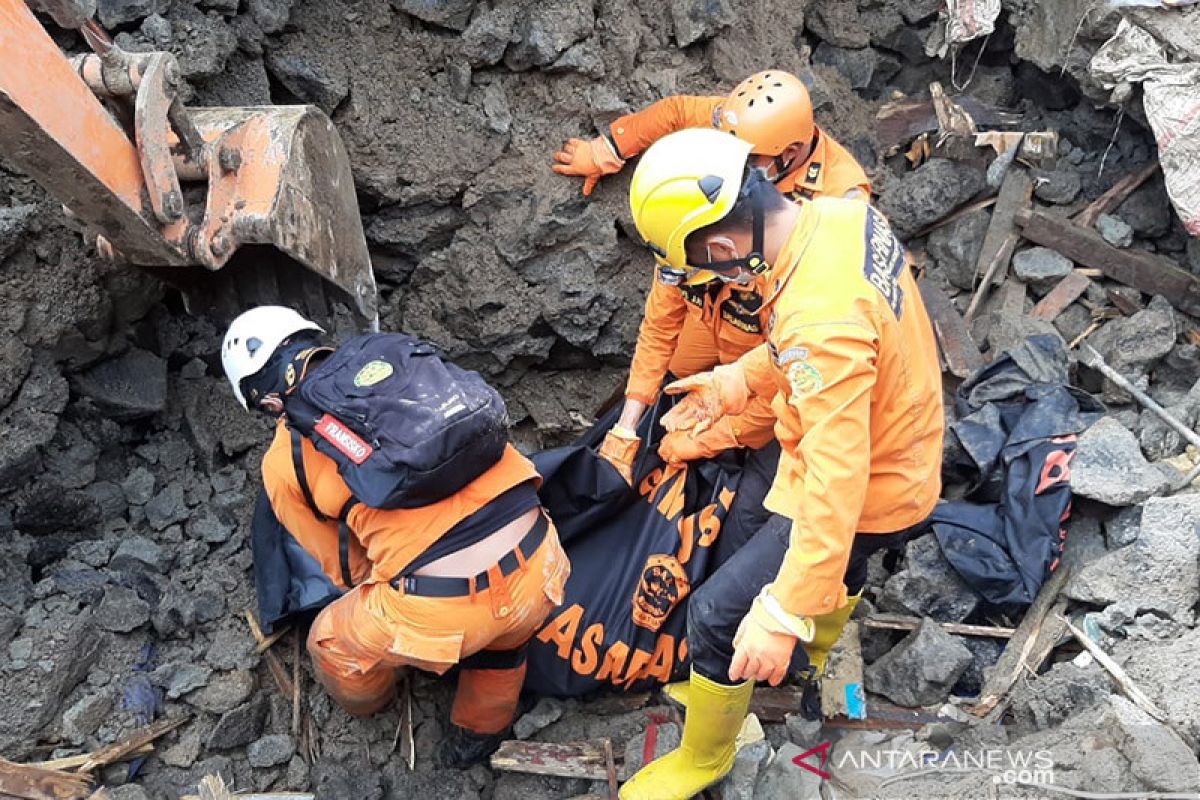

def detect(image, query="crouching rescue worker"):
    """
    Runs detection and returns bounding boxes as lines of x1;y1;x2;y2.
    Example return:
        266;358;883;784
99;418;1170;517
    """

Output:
555;71;870;483
221;307;570;768
618;130;944;799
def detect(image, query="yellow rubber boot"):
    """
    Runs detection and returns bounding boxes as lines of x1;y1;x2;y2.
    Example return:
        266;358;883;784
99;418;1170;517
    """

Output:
804;591;862;676
619;670;753;800
660;680;690;709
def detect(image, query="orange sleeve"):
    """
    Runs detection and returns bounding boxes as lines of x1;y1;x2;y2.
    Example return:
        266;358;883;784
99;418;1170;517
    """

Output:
738;341;778;400
720;393;778;450
820;132;872;199
626;278;690;405
261;425;369;590
769;318;879;617
609;95;724;160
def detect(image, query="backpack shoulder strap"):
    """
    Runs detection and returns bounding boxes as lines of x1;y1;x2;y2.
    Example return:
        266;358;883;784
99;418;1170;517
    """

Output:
337;498;361;589
289;426;328;523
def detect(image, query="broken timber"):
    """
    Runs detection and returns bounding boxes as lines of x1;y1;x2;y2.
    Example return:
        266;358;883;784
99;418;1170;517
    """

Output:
863;613;1015;639
1030;271;1092;322
972;565;1071;718
917;278;984;378
491;740;618;782
973;166;1033;289
1015;209;1200;317
0;759;92;800
1073;162;1159;228
1063;618;1172;727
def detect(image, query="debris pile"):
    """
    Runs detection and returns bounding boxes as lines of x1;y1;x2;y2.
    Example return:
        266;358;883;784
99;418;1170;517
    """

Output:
1;0;1199;797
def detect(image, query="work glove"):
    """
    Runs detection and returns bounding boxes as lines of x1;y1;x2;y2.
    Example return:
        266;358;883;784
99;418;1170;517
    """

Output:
658;416;741;464
551;135;625;196
729;586;815;686
662;363;751;434
598;424;640;485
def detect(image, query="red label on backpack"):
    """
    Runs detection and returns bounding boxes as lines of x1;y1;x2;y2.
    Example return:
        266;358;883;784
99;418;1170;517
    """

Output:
315;414;373;465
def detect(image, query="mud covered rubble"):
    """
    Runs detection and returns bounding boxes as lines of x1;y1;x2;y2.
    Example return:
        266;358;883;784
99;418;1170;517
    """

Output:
1;0;1200;798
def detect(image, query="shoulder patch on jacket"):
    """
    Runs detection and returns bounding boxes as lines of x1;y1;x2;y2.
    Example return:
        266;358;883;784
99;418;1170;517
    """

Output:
786;360;823;398
862;207;907;319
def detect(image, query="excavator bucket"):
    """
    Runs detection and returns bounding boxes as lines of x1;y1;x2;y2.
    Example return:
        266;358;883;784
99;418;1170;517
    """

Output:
0;0;378;327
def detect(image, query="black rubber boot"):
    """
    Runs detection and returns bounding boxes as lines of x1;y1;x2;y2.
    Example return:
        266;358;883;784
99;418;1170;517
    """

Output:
436;724;508;769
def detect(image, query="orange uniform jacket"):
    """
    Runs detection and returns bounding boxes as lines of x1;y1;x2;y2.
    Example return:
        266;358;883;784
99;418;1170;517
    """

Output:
617;94;872;447
739;197;944;617
261;419;540;588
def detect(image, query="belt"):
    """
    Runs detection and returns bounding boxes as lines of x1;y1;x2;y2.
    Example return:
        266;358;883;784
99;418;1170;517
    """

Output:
391;512;548;598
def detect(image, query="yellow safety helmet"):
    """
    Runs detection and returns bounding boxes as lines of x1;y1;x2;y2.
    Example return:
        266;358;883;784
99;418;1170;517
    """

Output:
629;128;755;287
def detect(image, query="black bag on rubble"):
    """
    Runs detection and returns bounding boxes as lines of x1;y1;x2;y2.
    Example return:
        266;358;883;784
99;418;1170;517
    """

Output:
283;333;509;509
929;335;1104;610
250;490;342;634
524;395;745;697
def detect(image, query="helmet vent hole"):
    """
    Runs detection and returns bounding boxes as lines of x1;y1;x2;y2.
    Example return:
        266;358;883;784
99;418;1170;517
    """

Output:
757;84;763;90
774;82;782;87
766;95;774;103
748;99;755;107
764;73;771;78
247;337;262;356
737;91;746;96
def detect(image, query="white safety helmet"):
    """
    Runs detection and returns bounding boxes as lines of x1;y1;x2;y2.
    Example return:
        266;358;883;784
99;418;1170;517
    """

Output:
221;306;323;409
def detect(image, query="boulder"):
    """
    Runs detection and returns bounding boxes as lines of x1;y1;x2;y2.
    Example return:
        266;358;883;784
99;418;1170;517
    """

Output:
812;44;877;90
72;349;167;421
394;0;476;30
670;0;733;47
864;618;973;706
1105;695;1200;793
880;534;979;622
1034;169;1082;205
248;733;297;768
1070;417;1173;506
753;742;823;799
206;695;269;751
1012;247;1074;293
95;586;151;633
1097;213;1134;248
926;208;990;291
877;159;987;239
504;0;594;70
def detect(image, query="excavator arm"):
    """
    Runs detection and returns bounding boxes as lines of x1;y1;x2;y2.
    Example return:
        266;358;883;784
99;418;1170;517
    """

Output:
0;0;379;326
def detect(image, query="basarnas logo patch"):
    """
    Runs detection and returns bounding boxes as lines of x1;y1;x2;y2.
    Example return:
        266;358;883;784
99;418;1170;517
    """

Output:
354;359;393;387
787;360;823;396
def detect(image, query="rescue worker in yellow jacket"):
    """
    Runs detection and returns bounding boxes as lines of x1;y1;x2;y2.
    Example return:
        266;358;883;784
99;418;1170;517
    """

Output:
551;70;871;480
617;130;943;800
221;307;570;769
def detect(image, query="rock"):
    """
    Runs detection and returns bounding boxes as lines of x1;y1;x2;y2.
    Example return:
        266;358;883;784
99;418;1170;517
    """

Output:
670;0;733;48
1187;237;1200;275
950;636;1004;698
248;733;296;768
66;540;115;568
394;0;475;30
1034;169;1082;205
1070;418;1173;506
880;535;979;622
62;691;114;744
0;338;31;411
166;4;237;79
1012;247;1074;292
186;509;235;544
108;787;151;800
1117;178;1172;238
95;586;150;633
72;349;166;420
191;670;255;713
864;618;973;706
926;208;989;291
807;0;869;47
120;468;156;506
206;695;269;751
718;739;772;800
151;587;196;639
205;625;259;671
1104;505;1142;548
183;376;268;470
877;159;987;239
1106;695;1200;793
1009;659;1111;731
1089;297;1177;401
754;742;822;799
161;727;202;768
50;568;109;604
97;0;160;27
0;204;36;263
1098;214;1134;248
812;43;876;90
623;722;680;776
264;47;349;114
144;483;188;531
481;81;513;135
514;697;565;740
247;0;291;33
1066;494;1200;621
0;360;68;489
547;40;605;77
504;0;594;70
461;2;518;67
161;663;212;700
784;714;823;748
109;536;170;574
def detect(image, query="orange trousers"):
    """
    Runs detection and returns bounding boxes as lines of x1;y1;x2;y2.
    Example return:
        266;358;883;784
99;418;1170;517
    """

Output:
307;520;570;733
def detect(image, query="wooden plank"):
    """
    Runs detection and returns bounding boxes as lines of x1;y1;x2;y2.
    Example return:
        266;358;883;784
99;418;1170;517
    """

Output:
1031;271;1092;322
917;278;984;378
76;717;187;773
0;759;92;800
244;609;294;698
1015;209;1200;317
971;565;1071;718
491;740;616;781
964;233;1020;322
997;278;1027;319
1105;286;1144;316
1063;618;1171;726
1073;162;1159;228
863;613;1015;639
973;167;1033;288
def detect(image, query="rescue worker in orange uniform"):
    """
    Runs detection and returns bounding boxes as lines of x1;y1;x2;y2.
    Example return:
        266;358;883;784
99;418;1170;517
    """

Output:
551;70;871;480
221;307;570;769
617;130;943;800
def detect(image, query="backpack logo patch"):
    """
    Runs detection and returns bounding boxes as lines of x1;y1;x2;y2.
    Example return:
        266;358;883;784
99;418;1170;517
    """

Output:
315;414;373;465
631;554;691;632
354;360;393;387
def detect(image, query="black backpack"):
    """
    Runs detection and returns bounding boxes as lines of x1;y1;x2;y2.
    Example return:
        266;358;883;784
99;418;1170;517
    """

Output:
283;333;510;519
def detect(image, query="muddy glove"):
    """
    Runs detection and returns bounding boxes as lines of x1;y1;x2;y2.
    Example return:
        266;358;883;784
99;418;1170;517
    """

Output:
552;135;625;196
729;586;815;686
658;416;741;464
598;424;640;485
662;363;750;433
